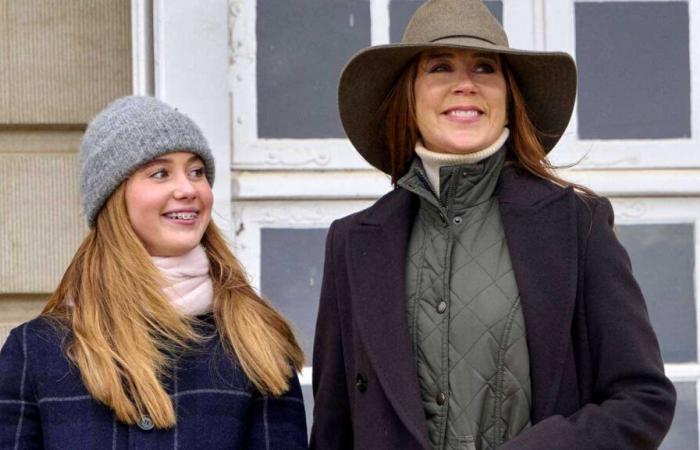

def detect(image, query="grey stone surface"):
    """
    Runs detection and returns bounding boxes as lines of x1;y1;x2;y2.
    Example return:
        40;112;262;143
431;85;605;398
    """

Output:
257;0;371;138
616;223;696;363
575;2;690;139
0;153;86;294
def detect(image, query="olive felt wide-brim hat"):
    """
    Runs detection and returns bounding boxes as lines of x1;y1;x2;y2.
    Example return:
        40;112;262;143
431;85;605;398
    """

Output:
338;0;578;174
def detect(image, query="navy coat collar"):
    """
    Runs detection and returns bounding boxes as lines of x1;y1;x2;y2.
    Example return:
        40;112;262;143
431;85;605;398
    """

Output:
346;166;578;449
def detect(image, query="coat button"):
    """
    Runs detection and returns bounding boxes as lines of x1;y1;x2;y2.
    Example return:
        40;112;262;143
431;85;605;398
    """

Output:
453;216;462;225
356;373;368;392
137;415;154;431
436;301;447;314
436;392;447;405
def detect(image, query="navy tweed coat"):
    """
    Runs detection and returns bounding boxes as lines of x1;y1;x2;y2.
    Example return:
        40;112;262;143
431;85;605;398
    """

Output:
0;315;308;449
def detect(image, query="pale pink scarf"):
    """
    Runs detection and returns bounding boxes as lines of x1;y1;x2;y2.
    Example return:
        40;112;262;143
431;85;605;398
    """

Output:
151;245;214;316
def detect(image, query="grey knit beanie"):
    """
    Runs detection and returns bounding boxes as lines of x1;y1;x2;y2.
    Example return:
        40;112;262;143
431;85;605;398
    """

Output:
80;96;216;228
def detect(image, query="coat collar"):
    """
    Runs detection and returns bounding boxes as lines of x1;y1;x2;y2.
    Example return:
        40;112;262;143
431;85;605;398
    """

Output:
347;166;578;444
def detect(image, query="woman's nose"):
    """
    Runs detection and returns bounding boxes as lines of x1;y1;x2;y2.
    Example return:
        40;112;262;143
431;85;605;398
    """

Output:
453;71;478;95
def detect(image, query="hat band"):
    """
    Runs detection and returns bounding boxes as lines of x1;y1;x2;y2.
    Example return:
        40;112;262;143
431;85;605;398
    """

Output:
430;35;498;46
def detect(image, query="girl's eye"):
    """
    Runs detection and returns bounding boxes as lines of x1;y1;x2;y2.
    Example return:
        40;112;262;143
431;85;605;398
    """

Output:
150;168;168;179
190;167;205;178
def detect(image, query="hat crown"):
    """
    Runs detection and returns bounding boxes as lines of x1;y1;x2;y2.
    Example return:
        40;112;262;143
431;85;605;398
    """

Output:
403;0;508;47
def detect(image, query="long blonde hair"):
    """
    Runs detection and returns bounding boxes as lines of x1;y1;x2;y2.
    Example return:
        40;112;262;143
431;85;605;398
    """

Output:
43;183;304;428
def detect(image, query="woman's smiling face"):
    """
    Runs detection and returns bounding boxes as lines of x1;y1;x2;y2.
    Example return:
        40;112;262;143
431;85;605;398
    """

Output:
414;48;508;154
125;151;213;257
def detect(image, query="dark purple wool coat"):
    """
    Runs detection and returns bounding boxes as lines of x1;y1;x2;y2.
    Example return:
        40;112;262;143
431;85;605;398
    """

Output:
311;166;675;450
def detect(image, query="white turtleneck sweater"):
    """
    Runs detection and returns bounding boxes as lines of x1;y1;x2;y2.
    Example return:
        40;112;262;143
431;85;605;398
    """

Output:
151;244;214;316
415;127;510;196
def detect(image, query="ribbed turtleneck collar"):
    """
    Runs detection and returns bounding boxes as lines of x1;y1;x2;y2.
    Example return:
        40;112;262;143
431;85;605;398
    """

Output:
398;132;508;216
415;127;509;195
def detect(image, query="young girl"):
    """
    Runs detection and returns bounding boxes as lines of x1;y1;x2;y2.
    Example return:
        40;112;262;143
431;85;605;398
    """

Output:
0;96;307;449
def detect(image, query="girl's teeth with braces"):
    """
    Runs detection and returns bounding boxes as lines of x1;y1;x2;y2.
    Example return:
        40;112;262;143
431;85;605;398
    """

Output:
166;212;197;220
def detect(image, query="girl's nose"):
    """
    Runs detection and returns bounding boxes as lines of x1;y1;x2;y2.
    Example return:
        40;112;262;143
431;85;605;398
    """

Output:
173;174;197;199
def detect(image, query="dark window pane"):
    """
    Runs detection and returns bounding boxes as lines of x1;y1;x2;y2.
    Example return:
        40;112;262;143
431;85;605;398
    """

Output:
257;1;370;138
660;382;697;449
616;224;696;362
260;228;328;357
390;0;502;43
575;2;690;139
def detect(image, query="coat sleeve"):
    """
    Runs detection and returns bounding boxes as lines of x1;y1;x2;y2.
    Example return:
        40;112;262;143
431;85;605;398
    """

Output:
243;372;308;449
500;197;676;450
0;324;43;449
309;221;354;450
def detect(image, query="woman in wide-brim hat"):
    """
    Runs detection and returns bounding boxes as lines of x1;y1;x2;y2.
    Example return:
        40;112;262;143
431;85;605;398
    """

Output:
311;1;675;449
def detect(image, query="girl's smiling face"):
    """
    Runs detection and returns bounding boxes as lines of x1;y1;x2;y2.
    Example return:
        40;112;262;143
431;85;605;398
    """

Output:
125;151;213;257
414;48;508;154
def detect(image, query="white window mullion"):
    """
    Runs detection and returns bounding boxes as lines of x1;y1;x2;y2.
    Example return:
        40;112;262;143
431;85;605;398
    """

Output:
131;0;154;95
231;0;259;168
689;0;700;140
370;0;390;45
542;0;578;166
502;0;537;50
153;0;233;234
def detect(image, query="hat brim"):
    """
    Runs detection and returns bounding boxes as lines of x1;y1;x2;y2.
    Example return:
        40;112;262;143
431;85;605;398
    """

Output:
338;37;577;174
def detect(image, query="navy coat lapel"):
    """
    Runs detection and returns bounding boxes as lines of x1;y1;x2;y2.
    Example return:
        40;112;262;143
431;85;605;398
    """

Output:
346;189;431;450
497;167;578;421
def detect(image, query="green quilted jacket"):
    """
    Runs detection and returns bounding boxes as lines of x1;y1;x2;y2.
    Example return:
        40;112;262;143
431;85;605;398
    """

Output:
399;148;531;450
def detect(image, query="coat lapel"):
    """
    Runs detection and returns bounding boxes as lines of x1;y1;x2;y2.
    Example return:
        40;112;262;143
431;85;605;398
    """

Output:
346;189;431;450
497;167;578;421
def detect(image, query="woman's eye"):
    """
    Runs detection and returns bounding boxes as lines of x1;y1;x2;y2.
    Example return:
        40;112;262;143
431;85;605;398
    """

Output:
475;62;496;74
429;63;451;73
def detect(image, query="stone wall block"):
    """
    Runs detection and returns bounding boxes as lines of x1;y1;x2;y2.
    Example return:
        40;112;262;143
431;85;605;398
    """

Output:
0;153;86;293
0;0;132;124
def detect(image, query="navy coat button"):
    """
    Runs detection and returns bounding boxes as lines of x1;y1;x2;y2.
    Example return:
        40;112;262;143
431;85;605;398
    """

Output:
356;373;368;392
453;216;462;225
436;392;447;405
137;415;155;431
436;301;447;314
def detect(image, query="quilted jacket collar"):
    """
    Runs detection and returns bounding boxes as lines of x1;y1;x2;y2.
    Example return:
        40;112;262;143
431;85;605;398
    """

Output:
397;147;506;216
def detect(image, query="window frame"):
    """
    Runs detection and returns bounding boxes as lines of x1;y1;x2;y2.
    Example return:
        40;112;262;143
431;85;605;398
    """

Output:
545;0;700;170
